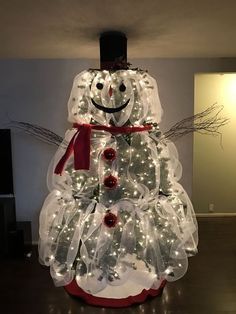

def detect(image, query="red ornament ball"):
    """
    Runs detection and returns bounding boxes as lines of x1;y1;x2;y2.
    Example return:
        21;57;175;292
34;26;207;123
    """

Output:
103;148;116;161
104;212;118;228
103;175;118;189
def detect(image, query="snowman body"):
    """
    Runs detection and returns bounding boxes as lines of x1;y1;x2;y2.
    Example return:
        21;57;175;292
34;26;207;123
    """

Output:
39;70;198;301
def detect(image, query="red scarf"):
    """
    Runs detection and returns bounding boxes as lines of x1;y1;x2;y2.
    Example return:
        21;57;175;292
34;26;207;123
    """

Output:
54;123;152;175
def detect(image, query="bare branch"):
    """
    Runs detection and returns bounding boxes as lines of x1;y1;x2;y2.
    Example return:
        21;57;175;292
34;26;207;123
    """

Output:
8;120;63;147
163;104;229;141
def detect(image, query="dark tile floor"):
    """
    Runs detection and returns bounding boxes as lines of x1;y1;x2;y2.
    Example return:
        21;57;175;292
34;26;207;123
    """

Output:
1;217;236;314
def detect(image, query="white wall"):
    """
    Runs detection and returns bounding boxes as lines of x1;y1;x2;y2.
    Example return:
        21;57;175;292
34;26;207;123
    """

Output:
1;58;236;241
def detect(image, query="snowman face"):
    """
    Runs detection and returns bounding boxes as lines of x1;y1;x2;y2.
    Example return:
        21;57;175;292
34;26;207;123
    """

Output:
90;71;132;114
67;70;162;126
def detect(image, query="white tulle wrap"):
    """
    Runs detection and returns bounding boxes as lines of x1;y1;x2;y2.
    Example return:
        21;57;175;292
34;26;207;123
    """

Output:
39;70;198;298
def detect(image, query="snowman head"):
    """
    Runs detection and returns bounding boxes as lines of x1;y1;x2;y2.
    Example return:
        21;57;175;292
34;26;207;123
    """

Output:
68;69;163;126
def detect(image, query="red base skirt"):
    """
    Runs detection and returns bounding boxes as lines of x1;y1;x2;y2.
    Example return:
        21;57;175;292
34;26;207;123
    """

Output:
64;280;166;308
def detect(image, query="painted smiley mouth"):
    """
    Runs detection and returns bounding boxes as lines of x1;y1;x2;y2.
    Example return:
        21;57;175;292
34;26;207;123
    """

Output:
91;98;130;113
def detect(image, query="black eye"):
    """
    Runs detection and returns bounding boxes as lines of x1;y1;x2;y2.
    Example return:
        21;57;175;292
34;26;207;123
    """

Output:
119;83;126;92
96;82;103;90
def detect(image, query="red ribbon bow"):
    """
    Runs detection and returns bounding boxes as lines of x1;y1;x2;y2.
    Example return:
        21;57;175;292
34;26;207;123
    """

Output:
54;123;152;175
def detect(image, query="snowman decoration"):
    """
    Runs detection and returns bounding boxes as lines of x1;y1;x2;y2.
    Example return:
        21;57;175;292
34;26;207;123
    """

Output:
39;33;198;307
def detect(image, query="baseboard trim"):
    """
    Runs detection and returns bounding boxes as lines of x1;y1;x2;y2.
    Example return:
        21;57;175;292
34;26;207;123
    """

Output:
196;213;236;217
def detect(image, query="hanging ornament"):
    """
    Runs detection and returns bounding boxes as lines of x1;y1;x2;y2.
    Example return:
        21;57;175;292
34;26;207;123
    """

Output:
103;212;118;228
103;148;116;161
103;174;118;189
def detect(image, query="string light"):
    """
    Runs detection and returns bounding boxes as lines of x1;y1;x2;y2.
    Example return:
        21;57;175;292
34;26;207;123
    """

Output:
39;68;198;299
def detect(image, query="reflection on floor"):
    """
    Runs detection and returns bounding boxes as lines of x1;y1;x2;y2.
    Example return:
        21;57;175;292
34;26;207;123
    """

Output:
1;217;236;314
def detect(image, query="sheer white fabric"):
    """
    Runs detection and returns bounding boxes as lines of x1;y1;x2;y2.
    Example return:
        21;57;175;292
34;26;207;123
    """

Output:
39;70;198;297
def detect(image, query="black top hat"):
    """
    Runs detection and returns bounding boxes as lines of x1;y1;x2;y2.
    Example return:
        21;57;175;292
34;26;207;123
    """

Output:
100;31;128;70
